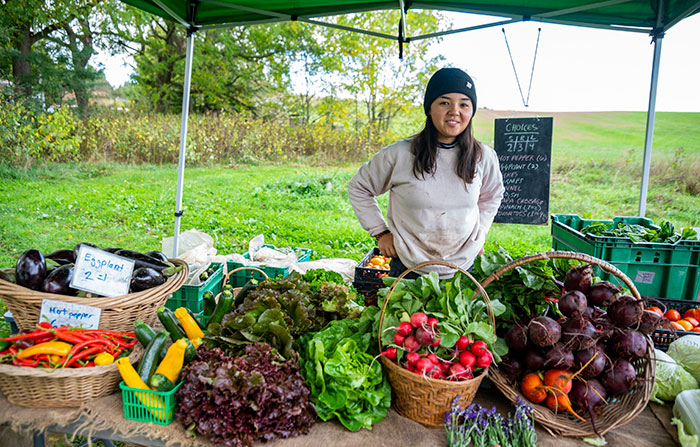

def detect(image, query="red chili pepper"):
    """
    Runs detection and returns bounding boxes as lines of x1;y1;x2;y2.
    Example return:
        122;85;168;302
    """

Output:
62;339;114;367
65;346;103;368
55;328;90;344
13;357;40;367
38;322;53;329
83;329;137;338
0;330;52;342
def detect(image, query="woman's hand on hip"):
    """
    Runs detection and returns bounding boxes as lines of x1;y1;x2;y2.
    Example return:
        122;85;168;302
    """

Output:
378;233;397;258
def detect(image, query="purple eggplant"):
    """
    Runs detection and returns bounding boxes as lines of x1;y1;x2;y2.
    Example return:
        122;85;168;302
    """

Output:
131;267;166;292
45;249;75;265
42;264;77;295
144;250;170;264
16;249;47;290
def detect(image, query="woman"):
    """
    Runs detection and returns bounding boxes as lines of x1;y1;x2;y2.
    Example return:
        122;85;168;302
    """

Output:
348;67;504;279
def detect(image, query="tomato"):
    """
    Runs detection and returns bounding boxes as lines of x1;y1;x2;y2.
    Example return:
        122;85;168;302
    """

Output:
665;309;682;322
683;309;700;321
677;320;694;331
646;306;663;317
685;317;700;328
692;328;700;333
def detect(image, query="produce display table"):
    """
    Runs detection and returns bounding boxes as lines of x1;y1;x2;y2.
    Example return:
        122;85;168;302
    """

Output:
0;385;678;447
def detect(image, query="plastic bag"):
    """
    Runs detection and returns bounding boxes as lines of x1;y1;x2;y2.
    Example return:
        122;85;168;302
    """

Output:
162;229;216;259
651;348;698;403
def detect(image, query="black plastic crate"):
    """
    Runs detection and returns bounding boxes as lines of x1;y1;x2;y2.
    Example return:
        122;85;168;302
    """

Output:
354;247;390;287
643;296;700;351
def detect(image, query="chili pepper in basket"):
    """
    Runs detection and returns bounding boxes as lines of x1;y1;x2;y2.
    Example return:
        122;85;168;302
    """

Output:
61;339;116;367
16;341;72;360
12;357;40;367
64;345;104;368
0;330;52;342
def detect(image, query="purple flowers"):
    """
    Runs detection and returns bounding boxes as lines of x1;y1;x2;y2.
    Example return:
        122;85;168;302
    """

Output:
444;396;537;447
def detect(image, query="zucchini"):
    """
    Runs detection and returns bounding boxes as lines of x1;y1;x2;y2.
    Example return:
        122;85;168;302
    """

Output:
137;330;169;385
207;289;234;328
149;373;176;392
234;278;258;307
203;291;217;317
133;318;157;348
156;306;196;363
157;306;187;342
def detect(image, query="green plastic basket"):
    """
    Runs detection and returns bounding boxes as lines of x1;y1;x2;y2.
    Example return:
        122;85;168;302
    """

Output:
226;245;311;287
120;381;182;425
166;262;224;314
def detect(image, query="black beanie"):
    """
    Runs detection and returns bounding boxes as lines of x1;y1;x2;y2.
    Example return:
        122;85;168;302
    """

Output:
423;68;477;116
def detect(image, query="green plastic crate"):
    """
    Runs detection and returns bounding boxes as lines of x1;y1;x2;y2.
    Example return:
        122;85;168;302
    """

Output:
552;214;700;300
120;381;182;425
166;262;224;314
226;245;311;287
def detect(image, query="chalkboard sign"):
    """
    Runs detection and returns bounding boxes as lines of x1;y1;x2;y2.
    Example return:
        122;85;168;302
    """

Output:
493;117;553;225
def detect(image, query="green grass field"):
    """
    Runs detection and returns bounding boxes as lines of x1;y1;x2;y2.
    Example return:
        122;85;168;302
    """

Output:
1;110;698;270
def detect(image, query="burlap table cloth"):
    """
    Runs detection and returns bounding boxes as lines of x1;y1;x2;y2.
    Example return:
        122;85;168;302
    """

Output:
0;385;679;447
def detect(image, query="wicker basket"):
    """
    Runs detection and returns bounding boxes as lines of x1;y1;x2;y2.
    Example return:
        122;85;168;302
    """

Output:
378;260;494;428
0;259;188;332
0;344;143;407
482;251;655;437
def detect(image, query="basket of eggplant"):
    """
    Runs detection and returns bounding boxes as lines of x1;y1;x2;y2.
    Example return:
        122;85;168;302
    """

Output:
0;242;188;332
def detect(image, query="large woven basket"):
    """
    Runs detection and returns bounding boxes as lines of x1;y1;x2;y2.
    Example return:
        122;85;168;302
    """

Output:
483;250;655;437
0;258;188;332
0;344;143;407
378;260;494;428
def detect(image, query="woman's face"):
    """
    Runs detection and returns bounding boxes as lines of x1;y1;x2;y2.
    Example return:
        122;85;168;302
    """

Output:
429;93;473;143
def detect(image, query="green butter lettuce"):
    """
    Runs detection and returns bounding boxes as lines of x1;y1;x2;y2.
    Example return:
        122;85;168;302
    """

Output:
673;390;700;447
668;335;700;384
298;308;391;431
651;349;698;404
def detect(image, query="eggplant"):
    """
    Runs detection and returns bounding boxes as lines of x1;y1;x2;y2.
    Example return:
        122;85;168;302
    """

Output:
131;267;166;292
16;249;47;290
115;249;181;277
45;249;75;265
144;250;170;264
72;242;99;260
103;247;123;254
42;264;77;295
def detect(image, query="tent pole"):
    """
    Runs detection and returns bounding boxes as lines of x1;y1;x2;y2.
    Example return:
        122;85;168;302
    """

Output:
637;32;664;217
172;29;196;257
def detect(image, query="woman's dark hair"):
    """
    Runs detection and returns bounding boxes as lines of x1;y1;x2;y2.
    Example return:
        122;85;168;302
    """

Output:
410;117;482;183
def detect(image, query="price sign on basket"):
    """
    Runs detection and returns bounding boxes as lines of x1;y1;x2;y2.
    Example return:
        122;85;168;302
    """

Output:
70;245;135;297
39;299;102;329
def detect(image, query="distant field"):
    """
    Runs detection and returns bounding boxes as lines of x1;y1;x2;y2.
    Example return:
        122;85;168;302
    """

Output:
1;110;698;270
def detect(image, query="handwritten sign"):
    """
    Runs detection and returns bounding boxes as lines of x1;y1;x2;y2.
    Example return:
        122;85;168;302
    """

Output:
493;117;553;225
70;246;135;297
39;299;102;329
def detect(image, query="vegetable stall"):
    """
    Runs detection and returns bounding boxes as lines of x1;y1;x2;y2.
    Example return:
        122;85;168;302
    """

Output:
0;238;697;446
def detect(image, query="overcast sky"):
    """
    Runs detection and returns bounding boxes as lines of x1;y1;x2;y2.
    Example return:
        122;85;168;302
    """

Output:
97;10;700;113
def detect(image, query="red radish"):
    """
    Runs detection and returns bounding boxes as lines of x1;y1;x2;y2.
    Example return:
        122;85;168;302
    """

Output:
410;312;428;329
449;363;467;380
475;350;492;368
429;368;444;379
404;335;420;352
470;340;488;356
406;352;420;365
439;361;452;374
415;327;435;346
430;337;441;348
427;317;438;329
455;335;471;351
427;353;440;365
415;357;434;373
381;347;397;360
397;321;413;336
459;351;476;368
393;332;406;346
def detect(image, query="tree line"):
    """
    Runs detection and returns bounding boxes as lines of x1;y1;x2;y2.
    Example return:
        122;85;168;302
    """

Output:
0;0;447;141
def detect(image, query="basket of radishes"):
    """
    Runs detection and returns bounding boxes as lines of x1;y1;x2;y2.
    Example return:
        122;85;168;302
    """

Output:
377;261;502;428
486;251;655;438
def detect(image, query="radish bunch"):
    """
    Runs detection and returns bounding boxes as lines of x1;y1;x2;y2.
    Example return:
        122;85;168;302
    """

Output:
383;312;493;381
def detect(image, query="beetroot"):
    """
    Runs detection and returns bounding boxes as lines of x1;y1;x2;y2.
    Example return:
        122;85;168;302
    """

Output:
610;330;648;360
607;295;644;328
638;310;663;335
574;345;606;379
600;358;637;395
588;281;623;307
561;315;598;351
528;316;561;347
545;344;574;369
564;264;593;293
505;324;529;351
570;379;607;436
498;356;524;380
523;349;547;371
559;290;588;317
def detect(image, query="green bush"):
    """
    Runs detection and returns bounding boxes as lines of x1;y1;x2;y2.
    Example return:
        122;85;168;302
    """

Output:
0;101;80;166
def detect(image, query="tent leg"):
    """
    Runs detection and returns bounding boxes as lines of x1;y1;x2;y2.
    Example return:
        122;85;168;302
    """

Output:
638;32;663;217
172;30;196;257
